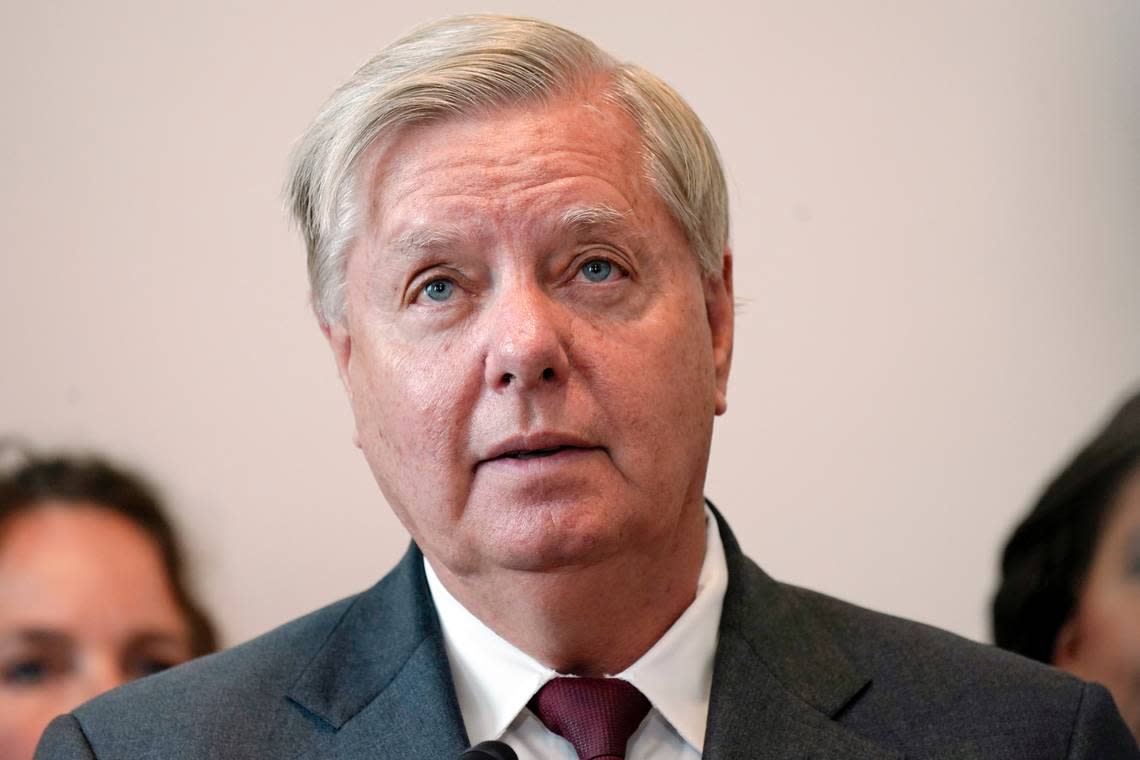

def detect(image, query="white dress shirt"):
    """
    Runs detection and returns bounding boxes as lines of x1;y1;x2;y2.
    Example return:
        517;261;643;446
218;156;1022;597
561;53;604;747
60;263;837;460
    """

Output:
424;507;728;760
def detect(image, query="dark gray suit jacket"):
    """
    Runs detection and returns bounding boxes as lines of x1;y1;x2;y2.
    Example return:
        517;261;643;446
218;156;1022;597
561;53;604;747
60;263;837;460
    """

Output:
36;514;1139;759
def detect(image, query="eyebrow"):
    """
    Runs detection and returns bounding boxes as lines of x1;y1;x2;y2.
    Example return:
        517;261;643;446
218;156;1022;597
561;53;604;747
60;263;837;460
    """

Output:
559;203;652;254
383;224;468;260
558;203;629;233
123;631;192;652
0;628;71;649
380;203;636;263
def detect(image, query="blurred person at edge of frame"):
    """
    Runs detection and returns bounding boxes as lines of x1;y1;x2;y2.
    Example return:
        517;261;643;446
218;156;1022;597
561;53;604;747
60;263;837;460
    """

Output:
994;387;1140;742
0;445;217;760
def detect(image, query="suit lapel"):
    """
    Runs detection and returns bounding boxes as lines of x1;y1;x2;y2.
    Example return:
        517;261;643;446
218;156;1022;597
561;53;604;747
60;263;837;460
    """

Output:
275;545;470;760
266;510;904;759
704;508;904;759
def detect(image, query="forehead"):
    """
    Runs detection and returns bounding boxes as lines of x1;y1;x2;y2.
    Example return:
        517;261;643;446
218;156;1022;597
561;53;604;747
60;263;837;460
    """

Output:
364;94;660;239
0;504;180;633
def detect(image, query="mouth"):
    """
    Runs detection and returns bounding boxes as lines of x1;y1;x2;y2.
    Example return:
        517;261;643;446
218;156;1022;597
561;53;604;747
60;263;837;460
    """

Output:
494;445;587;461
479;434;602;468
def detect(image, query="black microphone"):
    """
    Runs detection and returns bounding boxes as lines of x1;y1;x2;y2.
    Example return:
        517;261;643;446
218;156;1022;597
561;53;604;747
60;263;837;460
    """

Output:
458;740;519;760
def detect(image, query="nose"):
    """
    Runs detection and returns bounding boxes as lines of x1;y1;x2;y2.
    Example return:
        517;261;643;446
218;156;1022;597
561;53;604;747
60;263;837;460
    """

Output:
67;656;128;711
482;281;570;392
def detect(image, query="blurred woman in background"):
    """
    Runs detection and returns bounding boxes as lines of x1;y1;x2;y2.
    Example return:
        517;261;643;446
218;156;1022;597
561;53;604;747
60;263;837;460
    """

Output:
994;388;1140;741
0;448;217;759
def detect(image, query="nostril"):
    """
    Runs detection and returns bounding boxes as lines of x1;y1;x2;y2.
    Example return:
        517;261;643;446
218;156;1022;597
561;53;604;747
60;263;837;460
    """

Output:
501;372;514;385
541;367;555;381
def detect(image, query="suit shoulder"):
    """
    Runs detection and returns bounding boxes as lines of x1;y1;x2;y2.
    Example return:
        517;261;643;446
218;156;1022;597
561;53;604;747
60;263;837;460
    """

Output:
785;582;1081;698
778;583;1124;755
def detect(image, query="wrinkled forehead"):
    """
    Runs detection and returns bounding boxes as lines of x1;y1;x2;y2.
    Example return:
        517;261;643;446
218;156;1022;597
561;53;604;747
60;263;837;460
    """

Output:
356;95;667;247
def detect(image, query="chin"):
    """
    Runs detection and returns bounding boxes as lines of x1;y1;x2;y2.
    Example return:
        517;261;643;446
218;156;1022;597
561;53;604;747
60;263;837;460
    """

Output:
481;502;629;573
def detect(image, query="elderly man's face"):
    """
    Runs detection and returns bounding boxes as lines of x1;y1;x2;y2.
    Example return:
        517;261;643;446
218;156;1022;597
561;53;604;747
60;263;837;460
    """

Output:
325;92;733;577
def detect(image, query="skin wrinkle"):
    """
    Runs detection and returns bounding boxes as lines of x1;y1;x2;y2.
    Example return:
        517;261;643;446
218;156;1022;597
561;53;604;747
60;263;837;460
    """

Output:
372;209;648;323
325;90;732;675
311;65;726;326
359;86;644;254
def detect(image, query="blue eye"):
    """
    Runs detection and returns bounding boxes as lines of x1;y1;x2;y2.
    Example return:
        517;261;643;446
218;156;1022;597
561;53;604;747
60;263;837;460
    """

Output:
422;279;454;302
580;259;613;283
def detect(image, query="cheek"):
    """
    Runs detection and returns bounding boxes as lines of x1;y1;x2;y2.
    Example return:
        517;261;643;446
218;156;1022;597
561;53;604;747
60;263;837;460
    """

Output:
587;297;716;469
1102;601;1140;667
1074;590;1140;681
353;335;469;448
0;695;60;760
348;335;482;519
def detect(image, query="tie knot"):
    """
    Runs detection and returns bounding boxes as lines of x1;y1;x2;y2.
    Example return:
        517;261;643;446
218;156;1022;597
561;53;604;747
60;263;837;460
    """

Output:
528;677;651;760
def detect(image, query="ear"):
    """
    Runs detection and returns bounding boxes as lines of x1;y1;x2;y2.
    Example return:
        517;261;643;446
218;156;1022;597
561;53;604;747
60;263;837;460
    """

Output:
321;318;353;397
1052;615;1083;671
320;316;362;448
705;247;735;416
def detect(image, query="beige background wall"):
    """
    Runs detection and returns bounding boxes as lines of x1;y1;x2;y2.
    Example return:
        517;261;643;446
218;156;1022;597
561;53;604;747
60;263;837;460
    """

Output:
2;0;1138;647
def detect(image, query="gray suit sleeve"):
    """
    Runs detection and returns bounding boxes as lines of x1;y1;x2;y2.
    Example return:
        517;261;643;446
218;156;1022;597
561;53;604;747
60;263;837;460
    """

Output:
1066;683;1139;758
34;714;97;760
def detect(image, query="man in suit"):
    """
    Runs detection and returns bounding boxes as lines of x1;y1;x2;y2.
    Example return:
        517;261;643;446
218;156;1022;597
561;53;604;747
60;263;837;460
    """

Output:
36;14;1138;759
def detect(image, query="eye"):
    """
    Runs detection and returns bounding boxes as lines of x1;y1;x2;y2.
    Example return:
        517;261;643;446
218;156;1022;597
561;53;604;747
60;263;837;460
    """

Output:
421;278;454;302
579;258;614;283
126;657;178;679
1127;550;1140;577
2;658;53;686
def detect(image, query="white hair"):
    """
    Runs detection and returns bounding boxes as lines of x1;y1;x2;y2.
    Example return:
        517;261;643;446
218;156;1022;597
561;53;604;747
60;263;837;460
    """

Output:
286;14;729;325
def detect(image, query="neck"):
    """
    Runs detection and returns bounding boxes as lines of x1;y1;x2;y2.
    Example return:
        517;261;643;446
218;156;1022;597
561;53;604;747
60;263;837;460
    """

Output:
428;506;708;676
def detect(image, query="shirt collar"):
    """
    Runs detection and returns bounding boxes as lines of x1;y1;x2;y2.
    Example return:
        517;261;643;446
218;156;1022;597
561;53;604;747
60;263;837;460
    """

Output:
424;505;728;752
424;557;556;742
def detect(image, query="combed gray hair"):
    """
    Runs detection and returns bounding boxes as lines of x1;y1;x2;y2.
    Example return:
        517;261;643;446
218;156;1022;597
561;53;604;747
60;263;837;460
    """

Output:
286;14;729;325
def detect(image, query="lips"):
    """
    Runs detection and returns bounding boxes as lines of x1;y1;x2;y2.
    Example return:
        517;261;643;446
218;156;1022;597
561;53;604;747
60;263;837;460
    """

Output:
496;445;584;460
480;434;601;467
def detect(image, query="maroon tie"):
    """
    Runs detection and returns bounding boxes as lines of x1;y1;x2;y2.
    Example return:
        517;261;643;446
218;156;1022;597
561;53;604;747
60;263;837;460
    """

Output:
528;677;651;760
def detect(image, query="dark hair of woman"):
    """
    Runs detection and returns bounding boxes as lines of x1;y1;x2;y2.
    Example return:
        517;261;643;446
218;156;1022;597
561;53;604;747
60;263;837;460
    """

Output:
0;448;218;657
992;388;1140;662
